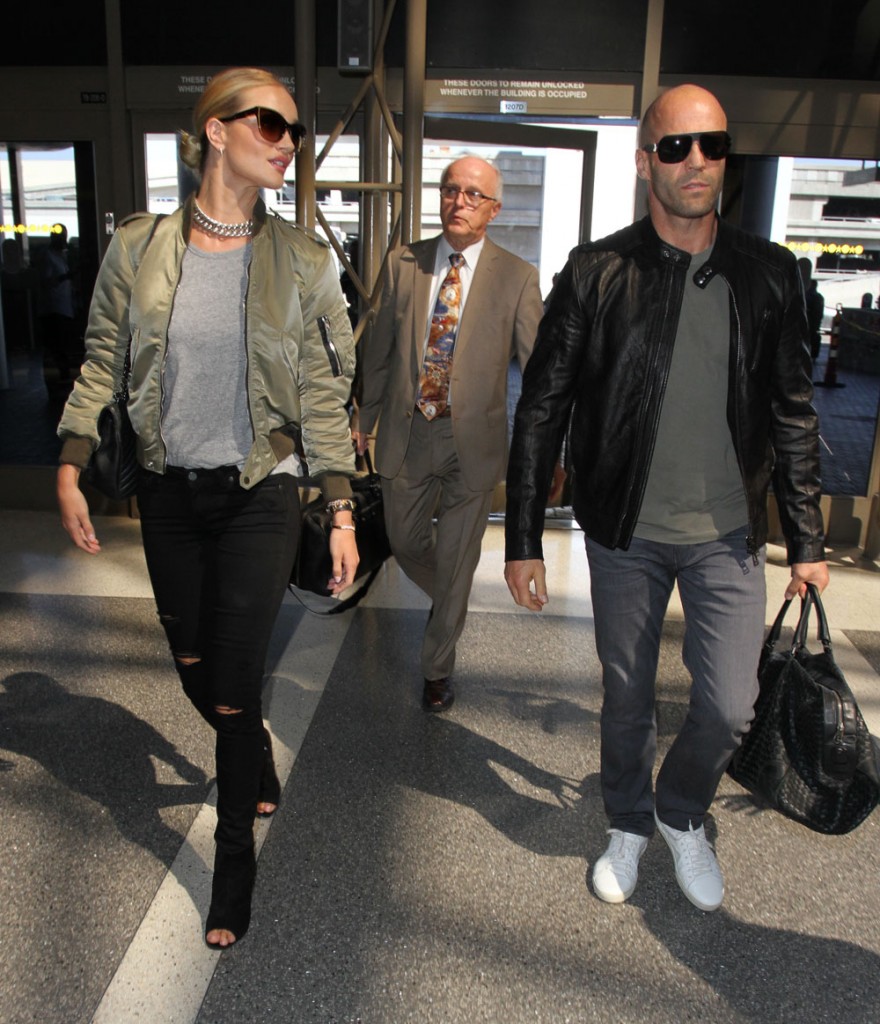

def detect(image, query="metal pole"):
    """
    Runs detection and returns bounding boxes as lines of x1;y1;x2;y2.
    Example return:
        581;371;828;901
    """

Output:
294;0;317;230
634;0;665;220
104;0;135;225
363;0;390;306
640;0;665;117
402;0;426;243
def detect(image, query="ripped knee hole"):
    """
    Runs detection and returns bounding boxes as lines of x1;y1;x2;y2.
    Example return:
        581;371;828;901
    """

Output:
173;653;201;666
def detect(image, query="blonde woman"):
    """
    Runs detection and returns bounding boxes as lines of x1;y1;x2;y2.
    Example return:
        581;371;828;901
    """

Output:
57;67;358;948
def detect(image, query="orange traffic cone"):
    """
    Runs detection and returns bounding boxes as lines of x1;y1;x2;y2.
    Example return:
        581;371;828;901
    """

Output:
816;304;845;388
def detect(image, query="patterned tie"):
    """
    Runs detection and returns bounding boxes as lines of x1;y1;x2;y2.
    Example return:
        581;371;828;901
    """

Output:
416;252;465;420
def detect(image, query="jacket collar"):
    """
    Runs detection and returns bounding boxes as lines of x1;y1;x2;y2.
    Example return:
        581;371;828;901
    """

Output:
639;213;737;279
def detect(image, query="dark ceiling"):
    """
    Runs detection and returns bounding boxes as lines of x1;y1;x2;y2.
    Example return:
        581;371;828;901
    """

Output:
7;0;880;80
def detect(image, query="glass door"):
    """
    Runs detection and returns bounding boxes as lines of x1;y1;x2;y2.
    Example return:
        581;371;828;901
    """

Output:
0;141;98;467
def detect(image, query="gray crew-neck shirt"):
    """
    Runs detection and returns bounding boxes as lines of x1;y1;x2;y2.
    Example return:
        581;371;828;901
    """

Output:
162;243;252;469
634;245;748;544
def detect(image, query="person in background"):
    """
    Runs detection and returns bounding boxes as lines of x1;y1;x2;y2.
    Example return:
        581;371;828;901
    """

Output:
353;156;544;713
505;84;827;912
37;224;79;400
56;67;358;948
806;276;825;362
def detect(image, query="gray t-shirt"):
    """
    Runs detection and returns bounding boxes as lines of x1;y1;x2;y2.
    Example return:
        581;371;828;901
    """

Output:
634;247;748;544
162;243;252;469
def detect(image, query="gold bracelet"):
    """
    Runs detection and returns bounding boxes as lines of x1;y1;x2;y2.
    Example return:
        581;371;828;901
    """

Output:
326;498;356;514
332;523;356;532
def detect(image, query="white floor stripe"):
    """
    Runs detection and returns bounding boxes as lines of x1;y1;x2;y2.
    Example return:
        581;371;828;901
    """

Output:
91;606;355;1024
832;630;880;736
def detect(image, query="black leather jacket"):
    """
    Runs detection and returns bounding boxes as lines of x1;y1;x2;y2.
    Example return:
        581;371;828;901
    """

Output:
505;216;825;565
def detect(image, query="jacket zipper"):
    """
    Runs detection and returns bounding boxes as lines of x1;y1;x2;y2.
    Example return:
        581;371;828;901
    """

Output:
721;272;759;563
243;259;256;455
617;254;681;546
157;285;179;471
318;315;343;377
749;309;772;374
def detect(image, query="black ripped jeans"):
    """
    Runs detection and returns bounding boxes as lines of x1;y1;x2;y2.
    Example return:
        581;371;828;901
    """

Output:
138;466;300;854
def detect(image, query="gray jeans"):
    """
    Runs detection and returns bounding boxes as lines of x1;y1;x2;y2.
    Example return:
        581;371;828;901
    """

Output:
585;528;766;835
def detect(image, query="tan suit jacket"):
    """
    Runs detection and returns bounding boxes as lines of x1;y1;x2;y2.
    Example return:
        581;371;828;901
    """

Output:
358;235;544;490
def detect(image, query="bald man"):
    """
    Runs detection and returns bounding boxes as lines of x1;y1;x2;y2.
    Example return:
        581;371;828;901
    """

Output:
354;157;543;713
505;85;827;911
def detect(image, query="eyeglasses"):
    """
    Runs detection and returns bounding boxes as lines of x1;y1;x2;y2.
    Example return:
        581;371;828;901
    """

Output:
219;107;307;150
439;184;497;208
641;131;732;164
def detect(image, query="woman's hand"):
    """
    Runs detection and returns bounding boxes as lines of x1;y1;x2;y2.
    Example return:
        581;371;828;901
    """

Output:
57;464;101;554
327;512;359;594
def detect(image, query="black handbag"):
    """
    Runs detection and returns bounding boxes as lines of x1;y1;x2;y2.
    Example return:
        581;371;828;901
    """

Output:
82;375;138;501
290;450;391;603
728;583;880;835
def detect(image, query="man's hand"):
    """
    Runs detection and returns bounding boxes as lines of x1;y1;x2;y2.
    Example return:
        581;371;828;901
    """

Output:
784;560;830;601
351;430;370;457
504;559;548;611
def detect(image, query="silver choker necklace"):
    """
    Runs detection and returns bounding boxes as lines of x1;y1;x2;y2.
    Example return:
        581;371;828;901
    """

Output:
192;200;254;238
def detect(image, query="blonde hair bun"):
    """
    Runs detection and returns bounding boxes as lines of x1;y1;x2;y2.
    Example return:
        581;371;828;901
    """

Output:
179;130;203;171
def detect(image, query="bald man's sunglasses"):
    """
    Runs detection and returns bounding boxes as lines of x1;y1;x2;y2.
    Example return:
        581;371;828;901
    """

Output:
219;107;307;150
642;131;731;164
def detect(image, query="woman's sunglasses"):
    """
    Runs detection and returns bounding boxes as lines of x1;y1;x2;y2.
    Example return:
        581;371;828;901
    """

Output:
219;107;307;150
641;131;732;164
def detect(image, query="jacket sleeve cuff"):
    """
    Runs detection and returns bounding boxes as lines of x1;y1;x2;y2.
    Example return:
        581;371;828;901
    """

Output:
786;544;826;565
316;472;354;502
59;435;94;469
504;534;545;563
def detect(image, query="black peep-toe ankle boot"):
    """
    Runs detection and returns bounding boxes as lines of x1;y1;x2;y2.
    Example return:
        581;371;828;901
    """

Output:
257;727;281;818
205;844;256;948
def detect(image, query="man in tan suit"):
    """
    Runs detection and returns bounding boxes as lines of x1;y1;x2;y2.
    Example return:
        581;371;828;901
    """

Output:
354;156;544;711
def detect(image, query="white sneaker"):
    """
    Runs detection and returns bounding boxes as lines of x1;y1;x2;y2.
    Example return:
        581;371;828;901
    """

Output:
654;812;724;911
591;829;649;904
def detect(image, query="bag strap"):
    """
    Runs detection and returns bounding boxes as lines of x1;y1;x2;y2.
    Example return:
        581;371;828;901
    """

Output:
287;563;383;616
297;447;379;492
117;213;167;403
133;212;167;273
360;447;380;481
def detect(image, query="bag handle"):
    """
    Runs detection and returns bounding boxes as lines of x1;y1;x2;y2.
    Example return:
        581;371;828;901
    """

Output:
790;581;831;651
359;447;379;480
764;582;831;658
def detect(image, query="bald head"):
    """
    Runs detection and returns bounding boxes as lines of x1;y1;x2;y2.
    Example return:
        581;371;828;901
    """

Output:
441;157;503;201
640;85;727;147
635;84;728;252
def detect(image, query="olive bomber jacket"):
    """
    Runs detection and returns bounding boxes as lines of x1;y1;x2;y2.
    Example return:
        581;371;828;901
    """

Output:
58;196;356;500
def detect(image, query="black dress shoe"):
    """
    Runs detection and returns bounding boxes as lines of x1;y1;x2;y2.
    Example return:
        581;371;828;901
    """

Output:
422;677;454;712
